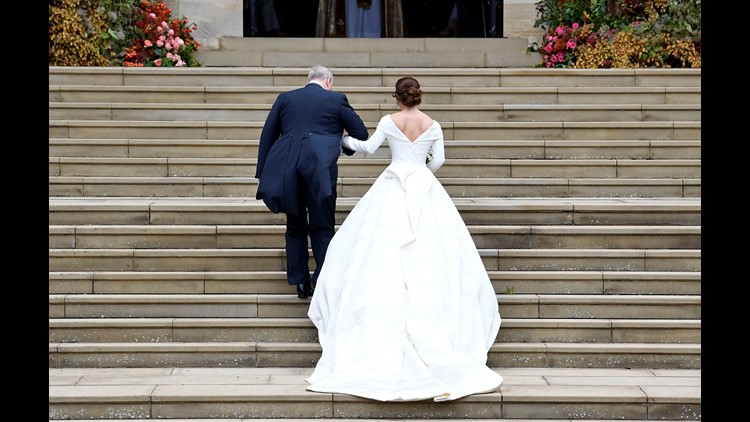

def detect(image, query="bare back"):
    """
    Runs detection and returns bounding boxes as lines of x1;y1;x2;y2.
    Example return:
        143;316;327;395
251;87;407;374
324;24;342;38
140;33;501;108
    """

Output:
390;109;434;142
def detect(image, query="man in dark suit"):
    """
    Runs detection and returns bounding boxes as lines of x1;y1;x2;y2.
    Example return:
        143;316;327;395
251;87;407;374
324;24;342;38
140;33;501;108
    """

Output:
255;65;369;298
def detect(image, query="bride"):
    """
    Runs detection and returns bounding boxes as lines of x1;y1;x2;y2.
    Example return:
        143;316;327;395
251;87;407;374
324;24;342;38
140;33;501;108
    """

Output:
306;76;503;402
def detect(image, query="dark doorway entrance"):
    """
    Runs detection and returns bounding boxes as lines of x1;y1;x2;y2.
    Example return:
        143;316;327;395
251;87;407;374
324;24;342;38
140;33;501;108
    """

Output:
243;0;503;38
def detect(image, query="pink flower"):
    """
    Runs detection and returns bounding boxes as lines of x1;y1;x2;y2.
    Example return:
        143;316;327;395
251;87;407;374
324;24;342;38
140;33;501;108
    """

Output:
154;58;162;67
157;26;163;32
543;43;553;53
546;62;552;68
165;42;173;50
557;52;564;61
144;40;153;47
566;40;576;49
176;38;185;46
156;40;164;47
556;26;564;35
168;29;175;36
149;13;156;19
176;60;186;67
572;22;579;29
159;35;166;41
162;21;168;28
166;52;173;59
550;55;558;63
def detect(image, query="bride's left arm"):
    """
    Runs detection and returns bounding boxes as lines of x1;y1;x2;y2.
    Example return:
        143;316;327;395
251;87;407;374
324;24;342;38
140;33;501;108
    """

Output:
426;132;445;173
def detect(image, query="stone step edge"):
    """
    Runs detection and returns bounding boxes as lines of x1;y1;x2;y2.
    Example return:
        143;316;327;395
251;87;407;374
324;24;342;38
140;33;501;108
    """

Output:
48;270;702;296
47;196;702;209
48;138;703;145
49;101;701;110
49;224;702;234
50;420;664;422
48;247;702;256
50;157;702;165
48;66;703;76
49;119;701;128
49;84;703;95
49;341;700;354
49;176;702;185
48;270;703;280
49;293;701;305
48;317;701;328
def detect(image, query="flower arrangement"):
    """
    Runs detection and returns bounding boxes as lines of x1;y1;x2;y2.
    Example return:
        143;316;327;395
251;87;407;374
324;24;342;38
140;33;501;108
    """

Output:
527;0;700;68
123;0;201;67
534;22;586;68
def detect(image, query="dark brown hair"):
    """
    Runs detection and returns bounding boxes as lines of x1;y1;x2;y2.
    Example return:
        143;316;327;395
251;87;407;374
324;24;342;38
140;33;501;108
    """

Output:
394;76;422;107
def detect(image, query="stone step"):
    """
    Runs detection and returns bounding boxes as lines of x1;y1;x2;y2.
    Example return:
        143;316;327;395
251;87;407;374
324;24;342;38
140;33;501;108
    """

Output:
49;84;702;105
49;342;701;370
48;270;702;296
48;367;701;419
48;317;700;344
49;119;701;141
48;66;702;88
49;101;702;122
49;419;684;422
48;197;703;226
49;156;702;179
48;247;701;273
201;37;542;68
49;176;701;198
58;195;698;221
49;293;701;320
49;138;702;160
49;224;701;250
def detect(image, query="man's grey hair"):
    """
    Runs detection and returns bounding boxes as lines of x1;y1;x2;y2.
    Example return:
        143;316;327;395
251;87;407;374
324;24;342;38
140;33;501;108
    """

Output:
308;65;333;83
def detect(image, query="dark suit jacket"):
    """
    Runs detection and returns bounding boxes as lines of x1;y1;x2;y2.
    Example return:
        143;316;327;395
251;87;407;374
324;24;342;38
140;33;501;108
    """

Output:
255;83;369;215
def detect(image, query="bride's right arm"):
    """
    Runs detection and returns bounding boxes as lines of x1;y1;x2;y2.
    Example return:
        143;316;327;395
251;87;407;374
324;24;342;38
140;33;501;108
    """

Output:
342;122;387;155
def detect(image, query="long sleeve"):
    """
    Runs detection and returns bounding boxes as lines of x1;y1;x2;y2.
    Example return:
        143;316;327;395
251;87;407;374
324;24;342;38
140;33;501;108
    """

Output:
342;125;387;155
426;132;445;173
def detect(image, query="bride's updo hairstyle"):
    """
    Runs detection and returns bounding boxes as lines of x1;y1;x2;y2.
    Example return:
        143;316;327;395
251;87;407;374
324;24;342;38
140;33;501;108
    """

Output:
394;76;422;107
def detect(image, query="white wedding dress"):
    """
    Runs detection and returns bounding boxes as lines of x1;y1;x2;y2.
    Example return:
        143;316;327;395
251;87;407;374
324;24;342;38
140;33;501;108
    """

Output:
306;114;503;402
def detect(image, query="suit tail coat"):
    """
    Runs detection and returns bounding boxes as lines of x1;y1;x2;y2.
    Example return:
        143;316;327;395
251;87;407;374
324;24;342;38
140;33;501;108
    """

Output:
255;83;369;215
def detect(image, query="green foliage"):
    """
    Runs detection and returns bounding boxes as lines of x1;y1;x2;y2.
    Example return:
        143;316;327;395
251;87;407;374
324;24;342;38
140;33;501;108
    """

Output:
99;0;140;65
533;0;610;31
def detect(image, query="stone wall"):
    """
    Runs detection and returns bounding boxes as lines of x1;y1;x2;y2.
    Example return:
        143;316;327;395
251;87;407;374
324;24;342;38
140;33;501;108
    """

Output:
165;0;243;50
503;0;545;39
168;0;543;49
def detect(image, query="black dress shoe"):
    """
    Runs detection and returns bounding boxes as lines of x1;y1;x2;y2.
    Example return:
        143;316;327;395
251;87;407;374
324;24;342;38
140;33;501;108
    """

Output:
297;283;313;299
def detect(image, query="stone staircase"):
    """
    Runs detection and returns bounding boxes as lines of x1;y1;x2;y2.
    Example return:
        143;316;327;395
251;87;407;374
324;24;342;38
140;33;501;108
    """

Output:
193;37;543;68
49;64;701;420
